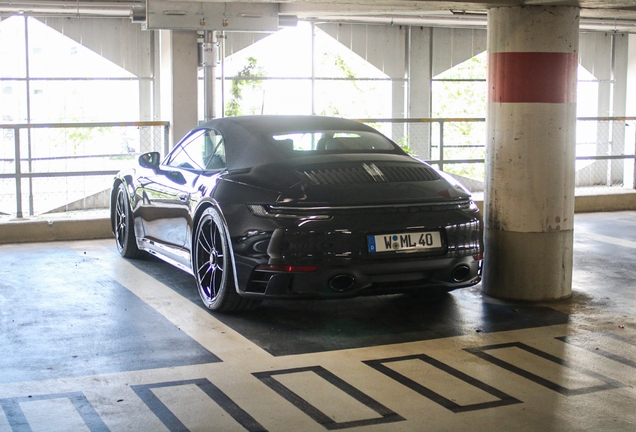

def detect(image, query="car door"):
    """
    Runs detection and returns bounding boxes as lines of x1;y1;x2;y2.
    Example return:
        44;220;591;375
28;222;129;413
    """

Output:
138;128;224;268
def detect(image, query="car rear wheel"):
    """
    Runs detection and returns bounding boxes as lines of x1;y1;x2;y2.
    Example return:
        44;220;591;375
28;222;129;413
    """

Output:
114;183;142;258
194;207;260;312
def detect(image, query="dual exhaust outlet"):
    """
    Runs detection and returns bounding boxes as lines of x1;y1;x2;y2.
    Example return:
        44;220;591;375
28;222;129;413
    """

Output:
328;264;472;292
328;274;356;292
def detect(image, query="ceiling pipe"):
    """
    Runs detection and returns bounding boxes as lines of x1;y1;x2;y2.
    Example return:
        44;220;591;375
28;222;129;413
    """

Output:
1;0;140;6
301;15;636;32
1;2;636;32
0;0;141;18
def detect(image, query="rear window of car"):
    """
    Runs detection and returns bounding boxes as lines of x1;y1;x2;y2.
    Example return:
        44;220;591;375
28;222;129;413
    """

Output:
272;130;397;153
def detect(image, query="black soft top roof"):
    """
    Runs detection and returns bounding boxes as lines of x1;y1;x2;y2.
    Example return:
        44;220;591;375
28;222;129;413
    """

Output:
196;115;400;171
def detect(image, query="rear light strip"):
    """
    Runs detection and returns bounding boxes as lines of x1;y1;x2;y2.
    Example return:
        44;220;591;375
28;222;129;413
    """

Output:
255;264;318;273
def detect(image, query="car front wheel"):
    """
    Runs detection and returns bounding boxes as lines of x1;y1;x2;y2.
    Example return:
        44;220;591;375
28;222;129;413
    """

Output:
194;207;260;312
114;183;142;258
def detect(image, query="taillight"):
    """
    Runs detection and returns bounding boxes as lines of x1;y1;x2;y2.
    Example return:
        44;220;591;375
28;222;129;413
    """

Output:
247;204;330;220
256;264;318;272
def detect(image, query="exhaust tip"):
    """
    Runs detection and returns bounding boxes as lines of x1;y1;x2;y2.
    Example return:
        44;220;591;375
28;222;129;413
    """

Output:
329;274;356;292
452;265;471;282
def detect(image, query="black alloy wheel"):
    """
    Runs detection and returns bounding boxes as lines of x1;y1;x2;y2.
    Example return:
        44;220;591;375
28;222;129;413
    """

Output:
114;183;142;258
194;207;260;312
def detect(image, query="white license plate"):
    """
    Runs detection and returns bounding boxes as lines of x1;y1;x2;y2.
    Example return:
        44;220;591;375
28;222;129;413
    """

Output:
367;231;442;253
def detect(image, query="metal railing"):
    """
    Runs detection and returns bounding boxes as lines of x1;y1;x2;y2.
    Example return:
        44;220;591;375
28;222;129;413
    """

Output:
1;117;634;219
361;117;636;194
0;121;169;218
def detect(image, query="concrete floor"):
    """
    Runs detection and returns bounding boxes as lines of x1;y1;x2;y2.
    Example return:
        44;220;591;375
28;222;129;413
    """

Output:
0;211;635;432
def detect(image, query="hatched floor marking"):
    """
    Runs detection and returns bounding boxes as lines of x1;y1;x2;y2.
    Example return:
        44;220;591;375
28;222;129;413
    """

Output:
557;333;636;372
363;353;521;413
132;379;266;432
252;366;404;430
1;332;634;431
464;342;626;396
0;392;108;432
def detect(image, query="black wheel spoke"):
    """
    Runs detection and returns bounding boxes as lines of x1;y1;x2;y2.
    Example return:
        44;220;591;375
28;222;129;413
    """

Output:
213;226;221;248
198;227;213;255
198;262;212;281
212;269;222;295
115;191;127;246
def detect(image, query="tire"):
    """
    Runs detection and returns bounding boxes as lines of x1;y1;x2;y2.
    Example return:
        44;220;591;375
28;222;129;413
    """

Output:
193;207;260;312
114;183;143;258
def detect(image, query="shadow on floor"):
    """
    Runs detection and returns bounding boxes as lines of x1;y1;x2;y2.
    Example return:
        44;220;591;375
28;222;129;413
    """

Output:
129;254;570;356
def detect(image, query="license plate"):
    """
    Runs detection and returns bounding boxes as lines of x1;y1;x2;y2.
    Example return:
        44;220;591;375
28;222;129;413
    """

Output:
367;231;442;253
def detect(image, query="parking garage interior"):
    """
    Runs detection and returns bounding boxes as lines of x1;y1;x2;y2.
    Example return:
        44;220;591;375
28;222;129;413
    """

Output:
2;1;636;431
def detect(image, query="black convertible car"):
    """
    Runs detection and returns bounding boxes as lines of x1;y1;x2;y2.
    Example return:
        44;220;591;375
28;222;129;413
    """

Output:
110;115;483;311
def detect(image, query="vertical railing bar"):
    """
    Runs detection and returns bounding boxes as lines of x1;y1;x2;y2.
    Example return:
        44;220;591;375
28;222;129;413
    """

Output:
439;119;445;171
14;127;23;218
27;127;34;216
311;22;316;116
633;121;636;189
25;16;34;216
163;124;170;156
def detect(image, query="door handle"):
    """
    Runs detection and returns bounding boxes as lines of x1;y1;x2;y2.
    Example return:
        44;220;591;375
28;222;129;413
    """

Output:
177;193;189;202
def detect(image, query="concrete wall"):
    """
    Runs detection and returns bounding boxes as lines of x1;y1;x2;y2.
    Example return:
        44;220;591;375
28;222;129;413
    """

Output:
41;17;152;78
41;17;155;121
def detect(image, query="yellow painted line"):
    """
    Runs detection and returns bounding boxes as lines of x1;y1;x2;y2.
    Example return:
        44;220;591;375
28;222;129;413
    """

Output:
582;232;636;249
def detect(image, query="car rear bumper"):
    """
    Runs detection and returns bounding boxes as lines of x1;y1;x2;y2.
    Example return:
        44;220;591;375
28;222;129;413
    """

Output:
240;254;482;299
226;201;483;299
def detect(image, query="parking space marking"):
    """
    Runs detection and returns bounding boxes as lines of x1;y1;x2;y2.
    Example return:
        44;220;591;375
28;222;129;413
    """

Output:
132;378;266;432
557;333;636;369
465;342;626;396
1;328;634;432
0;392;109;432
364;354;521;413
253;366;404;430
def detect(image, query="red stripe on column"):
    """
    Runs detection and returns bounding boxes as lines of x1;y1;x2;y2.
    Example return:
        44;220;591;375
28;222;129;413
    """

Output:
489;52;578;103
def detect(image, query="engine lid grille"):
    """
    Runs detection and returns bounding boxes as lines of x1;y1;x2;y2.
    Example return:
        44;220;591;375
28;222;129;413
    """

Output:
268;198;473;215
296;163;439;185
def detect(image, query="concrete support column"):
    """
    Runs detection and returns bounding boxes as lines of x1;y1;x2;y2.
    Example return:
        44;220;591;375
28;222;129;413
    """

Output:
202;31;217;121
391;80;406;144
159;30;198;150
483;6;579;301
408;26;432;158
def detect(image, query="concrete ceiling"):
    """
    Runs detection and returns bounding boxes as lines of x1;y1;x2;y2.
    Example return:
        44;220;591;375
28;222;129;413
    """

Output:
3;0;636;31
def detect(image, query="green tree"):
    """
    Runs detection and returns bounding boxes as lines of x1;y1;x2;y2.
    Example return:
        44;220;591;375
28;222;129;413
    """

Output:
432;52;487;181
225;57;265;117
318;54;364;116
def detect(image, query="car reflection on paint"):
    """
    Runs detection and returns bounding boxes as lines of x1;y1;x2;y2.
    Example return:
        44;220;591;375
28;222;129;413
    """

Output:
110;115;483;312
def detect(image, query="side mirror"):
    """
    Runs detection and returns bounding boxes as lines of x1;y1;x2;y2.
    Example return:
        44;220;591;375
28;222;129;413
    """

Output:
139;152;161;171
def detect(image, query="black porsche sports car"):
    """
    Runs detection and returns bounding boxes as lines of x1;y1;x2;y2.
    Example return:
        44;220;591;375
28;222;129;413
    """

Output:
110;115;483;311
